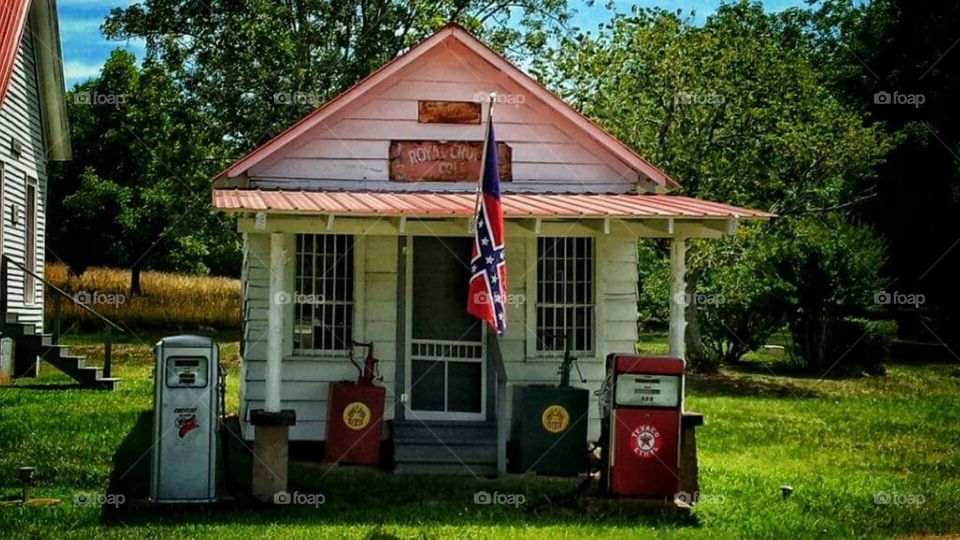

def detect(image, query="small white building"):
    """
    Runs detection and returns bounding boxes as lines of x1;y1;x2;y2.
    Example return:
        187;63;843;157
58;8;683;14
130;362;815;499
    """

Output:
212;24;769;475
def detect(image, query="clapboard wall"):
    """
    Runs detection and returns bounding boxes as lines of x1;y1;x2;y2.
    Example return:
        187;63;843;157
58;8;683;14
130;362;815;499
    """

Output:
246;39;640;194
0;28;46;328
239;231;638;442
239;234;399;441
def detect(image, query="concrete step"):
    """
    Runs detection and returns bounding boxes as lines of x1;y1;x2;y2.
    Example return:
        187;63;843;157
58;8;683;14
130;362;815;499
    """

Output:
394;421;497;441
394;441;498;464
39;343;72;359
51;354;86;371
393;420;499;476
393;462;499;476
92;377;121;391
2;312;120;390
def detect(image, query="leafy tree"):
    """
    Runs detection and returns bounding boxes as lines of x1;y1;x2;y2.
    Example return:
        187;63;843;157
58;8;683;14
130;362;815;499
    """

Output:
538;2;890;369
103;0;575;153
50;50;237;294
804;0;960;349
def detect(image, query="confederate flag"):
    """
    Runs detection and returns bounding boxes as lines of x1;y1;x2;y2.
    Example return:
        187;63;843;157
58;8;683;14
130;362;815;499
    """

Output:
467;119;508;335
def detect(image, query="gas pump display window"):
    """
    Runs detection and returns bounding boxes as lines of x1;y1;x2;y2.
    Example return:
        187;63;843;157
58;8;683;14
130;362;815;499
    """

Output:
165;357;209;388
615;374;681;408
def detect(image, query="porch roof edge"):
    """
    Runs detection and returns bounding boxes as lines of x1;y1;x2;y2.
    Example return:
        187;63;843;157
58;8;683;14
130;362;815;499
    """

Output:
212;189;775;220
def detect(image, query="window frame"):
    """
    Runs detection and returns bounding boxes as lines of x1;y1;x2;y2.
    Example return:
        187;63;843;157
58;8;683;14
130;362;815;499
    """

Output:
0;163;5;261
529;235;597;358
24;178;38;306
290;233;360;357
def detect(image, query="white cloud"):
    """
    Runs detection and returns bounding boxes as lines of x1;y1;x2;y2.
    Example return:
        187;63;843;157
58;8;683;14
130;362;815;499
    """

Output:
58;17;103;35
63;60;104;85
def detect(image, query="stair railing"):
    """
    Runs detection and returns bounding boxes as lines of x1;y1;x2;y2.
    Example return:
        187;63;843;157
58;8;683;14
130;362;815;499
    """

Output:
0;255;125;377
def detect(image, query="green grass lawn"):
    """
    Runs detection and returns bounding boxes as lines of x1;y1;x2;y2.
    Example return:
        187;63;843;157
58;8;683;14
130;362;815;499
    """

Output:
1;332;958;538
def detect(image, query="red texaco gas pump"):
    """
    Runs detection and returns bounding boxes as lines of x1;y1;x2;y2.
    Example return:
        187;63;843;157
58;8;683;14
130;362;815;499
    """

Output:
600;354;685;497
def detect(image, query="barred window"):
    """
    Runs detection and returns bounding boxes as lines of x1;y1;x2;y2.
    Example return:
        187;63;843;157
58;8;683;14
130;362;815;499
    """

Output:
536;237;594;354
293;234;354;352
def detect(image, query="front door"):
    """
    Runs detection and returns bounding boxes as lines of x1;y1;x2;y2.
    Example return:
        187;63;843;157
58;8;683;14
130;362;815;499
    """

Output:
406;236;485;421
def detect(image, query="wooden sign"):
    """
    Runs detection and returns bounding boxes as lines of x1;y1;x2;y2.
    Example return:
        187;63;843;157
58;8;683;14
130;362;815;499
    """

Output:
418;101;481;124
389;141;512;183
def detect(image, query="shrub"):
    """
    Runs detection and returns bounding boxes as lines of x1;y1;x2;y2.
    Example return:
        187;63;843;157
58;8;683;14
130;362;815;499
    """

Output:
771;215;890;372
790;317;896;375
685;224;790;371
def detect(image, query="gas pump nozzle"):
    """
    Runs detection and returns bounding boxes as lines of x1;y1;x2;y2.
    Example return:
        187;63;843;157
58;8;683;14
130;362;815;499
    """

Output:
349;341;380;386
544;332;586;388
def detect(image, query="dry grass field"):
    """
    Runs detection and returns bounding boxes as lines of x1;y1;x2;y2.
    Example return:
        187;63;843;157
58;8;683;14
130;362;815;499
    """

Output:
44;263;241;331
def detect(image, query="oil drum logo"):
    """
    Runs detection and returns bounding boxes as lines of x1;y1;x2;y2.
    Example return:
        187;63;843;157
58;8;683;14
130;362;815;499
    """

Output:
541;405;570;434
175;411;199;438
630;425;661;458
343;402;371;431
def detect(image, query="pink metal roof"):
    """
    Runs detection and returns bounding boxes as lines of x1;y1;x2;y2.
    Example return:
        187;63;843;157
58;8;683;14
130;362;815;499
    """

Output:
0;0;31;105
213;189;773;220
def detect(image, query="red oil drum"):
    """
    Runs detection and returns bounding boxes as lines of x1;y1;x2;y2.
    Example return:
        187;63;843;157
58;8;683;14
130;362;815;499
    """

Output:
324;381;385;465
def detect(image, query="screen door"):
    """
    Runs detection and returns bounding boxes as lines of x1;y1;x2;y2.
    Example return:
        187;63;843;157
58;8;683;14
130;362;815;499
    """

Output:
407;236;485;421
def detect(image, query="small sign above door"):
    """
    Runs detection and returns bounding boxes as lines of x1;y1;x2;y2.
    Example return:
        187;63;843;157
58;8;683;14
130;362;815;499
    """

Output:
418;100;481;124
389;140;512;183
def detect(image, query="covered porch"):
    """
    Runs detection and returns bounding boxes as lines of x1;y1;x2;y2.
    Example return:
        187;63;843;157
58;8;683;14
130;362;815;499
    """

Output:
215;188;769;475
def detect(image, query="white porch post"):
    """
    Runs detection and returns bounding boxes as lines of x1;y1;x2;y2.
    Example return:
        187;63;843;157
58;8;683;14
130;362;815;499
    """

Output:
266;232;285;413
669;238;687;359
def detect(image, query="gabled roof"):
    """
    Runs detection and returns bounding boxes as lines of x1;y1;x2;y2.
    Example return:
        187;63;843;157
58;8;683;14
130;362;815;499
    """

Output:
0;0;71;161
214;23;679;192
0;0;32;104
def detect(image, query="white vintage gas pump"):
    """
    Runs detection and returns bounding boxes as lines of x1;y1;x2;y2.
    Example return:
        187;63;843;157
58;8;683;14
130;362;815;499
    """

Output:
151;335;219;503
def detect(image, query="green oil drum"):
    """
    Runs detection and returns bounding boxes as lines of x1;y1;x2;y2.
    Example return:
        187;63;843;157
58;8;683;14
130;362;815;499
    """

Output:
511;385;590;476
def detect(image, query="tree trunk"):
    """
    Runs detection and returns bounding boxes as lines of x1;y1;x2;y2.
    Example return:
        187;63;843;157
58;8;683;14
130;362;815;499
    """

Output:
130;263;142;297
683;271;713;372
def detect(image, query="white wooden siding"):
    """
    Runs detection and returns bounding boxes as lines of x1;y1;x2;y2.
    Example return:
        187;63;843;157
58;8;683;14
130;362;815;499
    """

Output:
0;27;47;328
246;43;638;194
239;229;638;442
240;234;399;441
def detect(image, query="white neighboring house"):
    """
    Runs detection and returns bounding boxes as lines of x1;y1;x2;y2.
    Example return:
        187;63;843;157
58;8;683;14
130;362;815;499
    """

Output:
212;24;770;474
0;0;69;323
0;0;116;389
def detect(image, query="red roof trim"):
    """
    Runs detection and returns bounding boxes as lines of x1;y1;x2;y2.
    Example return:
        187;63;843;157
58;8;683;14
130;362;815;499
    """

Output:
212;189;773;219
0;0;32;105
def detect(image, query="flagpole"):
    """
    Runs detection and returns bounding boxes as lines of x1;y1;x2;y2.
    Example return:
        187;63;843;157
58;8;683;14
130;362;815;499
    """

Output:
471;93;496;230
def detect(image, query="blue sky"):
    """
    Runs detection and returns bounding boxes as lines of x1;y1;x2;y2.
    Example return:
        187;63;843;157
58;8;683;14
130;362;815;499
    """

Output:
58;0;812;88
